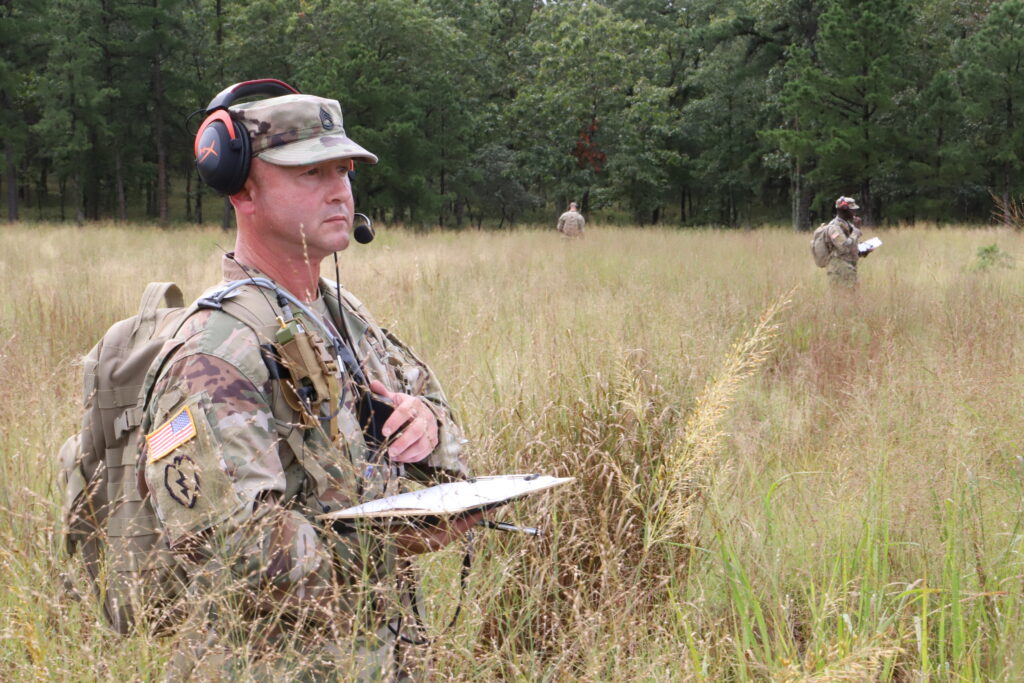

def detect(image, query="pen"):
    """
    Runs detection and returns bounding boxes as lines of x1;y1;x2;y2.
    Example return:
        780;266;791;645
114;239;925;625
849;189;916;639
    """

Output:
477;520;543;536
379;415;412;480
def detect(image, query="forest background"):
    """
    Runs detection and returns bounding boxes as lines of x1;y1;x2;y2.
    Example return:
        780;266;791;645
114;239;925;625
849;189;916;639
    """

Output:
1;0;1022;231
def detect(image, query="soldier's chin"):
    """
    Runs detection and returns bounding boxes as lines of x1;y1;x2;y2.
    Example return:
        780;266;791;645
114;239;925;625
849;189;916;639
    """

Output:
325;229;350;253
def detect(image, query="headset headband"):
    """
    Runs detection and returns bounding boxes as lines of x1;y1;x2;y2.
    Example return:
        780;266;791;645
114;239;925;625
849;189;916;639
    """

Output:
204;78;301;113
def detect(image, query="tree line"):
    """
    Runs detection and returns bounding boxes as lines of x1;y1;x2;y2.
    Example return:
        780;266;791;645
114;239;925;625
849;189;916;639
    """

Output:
1;0;1021;229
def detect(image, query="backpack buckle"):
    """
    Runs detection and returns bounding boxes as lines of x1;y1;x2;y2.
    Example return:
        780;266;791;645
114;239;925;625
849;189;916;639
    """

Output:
113;407;142;440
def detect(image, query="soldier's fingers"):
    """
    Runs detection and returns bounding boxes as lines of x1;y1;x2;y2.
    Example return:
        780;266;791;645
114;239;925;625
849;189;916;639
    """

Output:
398;525;450;555
380;395;421;437
368;379;395;401
381;410;411;438
389;429;431;463
381;402;418;441
386;428;418;460
388;415;437;463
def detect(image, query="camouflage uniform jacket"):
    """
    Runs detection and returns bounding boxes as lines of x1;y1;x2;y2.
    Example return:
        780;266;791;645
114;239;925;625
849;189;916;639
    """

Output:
825;216;862;266
139;256;467;635
557;210;585;237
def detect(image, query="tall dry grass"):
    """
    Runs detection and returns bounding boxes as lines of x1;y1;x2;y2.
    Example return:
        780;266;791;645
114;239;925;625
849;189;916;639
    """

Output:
1;222;1023;680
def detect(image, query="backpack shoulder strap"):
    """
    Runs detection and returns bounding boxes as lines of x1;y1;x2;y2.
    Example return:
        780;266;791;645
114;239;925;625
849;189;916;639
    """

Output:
129;282;184;341
137;282;280;414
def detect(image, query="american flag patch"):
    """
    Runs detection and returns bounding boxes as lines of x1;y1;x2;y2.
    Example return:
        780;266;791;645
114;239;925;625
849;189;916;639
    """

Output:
146;406;198;463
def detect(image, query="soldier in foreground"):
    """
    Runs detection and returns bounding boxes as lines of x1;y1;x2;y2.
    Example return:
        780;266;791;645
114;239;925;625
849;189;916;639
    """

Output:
822;196;869;287
145;81;478;679
556;201;585;237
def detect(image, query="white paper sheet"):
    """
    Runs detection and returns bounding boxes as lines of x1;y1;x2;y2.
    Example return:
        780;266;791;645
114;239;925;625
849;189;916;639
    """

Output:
858;236;882;254
318;474;575;520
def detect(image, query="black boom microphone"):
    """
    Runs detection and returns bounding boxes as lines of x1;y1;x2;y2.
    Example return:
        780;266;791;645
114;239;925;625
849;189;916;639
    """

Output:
353;213;374;244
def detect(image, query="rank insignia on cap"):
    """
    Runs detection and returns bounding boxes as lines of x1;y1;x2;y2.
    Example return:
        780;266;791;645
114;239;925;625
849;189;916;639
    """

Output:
320;107;334;130
147;406;198;464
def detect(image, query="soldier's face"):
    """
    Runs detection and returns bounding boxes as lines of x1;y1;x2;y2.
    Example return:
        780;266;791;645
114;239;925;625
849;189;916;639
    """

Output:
246;157;355;260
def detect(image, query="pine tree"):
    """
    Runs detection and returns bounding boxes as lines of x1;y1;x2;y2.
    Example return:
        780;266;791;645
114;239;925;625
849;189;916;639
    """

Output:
772;0;914;225
957;0;1024;212
0;0;47;221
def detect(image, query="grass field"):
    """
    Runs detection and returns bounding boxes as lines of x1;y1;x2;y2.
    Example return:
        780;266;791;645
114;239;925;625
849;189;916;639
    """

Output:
1;222;1023;680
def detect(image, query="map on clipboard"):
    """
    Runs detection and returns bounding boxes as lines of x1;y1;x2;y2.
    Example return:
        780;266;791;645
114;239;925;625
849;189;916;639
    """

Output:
318;474;574;521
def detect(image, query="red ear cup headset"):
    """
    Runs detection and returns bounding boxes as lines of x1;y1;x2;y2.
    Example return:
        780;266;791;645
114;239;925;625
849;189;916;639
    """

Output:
194;79;301;195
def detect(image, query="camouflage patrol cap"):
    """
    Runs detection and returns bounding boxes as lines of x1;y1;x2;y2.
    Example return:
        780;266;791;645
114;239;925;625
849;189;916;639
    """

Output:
229;94;378;166
835;196;860;210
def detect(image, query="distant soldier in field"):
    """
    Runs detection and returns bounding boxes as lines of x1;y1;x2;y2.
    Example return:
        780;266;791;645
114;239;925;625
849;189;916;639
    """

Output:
556;201;585;238
823;196;869;287
145;80;477;679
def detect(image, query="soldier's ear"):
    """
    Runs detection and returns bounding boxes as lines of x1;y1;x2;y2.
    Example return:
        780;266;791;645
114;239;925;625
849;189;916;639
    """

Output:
228;177;257;216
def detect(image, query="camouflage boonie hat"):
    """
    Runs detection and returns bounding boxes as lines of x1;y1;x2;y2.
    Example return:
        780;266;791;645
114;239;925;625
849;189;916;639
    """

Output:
835;196;860;210
230;94;378;166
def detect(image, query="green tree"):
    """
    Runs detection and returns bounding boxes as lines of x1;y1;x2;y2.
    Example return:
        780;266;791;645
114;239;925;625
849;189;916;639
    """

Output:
957;0;1024;212
184;0;295;228
510;2;646;217
281;0;485;226
770;0;914;225
879;0;994;221
2;0;1016;226
678;2;773;225
610;80;683;224
735;0;825;229
134;0;192;223
0;0;47;221
602;0;693;224
32;0;114;222
29;0;194;223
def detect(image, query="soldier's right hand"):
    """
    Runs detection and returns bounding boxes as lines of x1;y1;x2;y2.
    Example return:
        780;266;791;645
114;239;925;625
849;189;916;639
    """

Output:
369;379;439;464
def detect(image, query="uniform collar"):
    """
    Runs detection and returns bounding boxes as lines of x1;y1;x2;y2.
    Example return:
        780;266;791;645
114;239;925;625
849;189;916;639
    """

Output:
219;253;368;345
220;253;334;322
221;253;324;304
221;253;269;282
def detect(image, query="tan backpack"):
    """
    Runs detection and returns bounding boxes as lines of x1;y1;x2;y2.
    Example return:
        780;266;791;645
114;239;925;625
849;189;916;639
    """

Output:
810;222;832;267
59;282;197;634
58;278;345;633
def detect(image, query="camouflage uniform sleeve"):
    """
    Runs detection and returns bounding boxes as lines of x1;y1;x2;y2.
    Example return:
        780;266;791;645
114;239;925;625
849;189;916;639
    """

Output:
375;327;469;482
557;213;567;233
141;312;334;613
827;218;858;256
